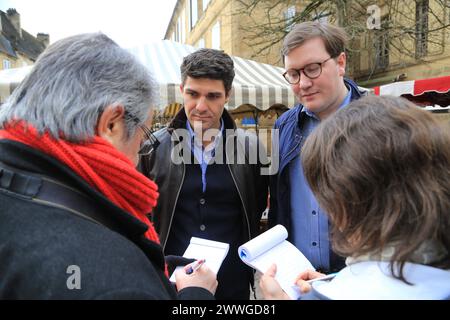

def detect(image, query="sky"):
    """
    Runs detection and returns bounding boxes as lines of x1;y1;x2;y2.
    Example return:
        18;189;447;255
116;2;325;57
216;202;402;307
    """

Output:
0;0;178;48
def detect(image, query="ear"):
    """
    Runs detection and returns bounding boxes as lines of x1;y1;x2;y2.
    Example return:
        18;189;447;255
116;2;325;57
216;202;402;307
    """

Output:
225;90;232;103
97;105;126;144
337;52;346;77
180;84;184;93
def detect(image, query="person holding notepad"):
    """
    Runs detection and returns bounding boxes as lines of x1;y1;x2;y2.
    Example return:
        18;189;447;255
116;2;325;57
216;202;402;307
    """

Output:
268;21;367;277
260;96;450;299
140;49;268;300
0;33;218;299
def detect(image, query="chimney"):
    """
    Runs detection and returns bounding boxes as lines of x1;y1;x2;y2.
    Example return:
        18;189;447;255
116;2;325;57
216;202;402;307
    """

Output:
6;8;21;38
37;33;50;47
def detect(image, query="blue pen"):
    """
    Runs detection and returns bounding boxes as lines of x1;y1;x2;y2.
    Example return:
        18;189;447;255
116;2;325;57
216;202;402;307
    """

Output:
186;259;206;275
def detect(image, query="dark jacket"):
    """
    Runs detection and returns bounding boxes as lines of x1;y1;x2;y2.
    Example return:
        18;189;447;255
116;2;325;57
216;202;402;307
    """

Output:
268;78;366;236
141;109;268;250
0;139;213;300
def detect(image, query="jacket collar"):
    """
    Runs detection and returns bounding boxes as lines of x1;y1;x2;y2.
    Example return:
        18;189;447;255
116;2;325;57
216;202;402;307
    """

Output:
296;77;366;127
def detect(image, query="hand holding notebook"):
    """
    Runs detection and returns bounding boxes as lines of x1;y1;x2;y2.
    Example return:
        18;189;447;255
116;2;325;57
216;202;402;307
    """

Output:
169;237;229;283
238;224;315;299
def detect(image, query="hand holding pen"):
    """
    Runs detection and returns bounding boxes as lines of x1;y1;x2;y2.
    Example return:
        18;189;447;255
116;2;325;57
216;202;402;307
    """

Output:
305;272;337;283
294;269;336;294
185;259;206;275
175;258;217;294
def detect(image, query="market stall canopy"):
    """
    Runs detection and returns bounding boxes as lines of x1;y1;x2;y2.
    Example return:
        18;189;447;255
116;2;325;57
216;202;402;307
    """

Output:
0;40;297;111
128;40;296;111
373;75;450;112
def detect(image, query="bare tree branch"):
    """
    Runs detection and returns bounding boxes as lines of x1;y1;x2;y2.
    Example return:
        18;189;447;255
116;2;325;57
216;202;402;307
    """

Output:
231;0;450;79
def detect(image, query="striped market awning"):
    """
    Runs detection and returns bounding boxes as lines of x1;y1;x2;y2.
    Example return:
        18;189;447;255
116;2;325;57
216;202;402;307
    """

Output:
128;40;297;111
0;40;296;111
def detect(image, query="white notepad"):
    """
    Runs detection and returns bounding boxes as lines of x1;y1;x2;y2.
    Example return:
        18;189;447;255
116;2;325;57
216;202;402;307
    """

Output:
238;224;315;299
169;237;229;283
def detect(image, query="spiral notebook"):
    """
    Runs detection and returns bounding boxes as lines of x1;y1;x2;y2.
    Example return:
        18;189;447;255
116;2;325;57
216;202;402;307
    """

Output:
169;237;229;283
238;224;315;299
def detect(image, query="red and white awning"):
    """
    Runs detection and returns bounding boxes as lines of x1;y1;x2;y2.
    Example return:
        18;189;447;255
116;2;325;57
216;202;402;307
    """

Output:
373;75;450;111
373;75;450;96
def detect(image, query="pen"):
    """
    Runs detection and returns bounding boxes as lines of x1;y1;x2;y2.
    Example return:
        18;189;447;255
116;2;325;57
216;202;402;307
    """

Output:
306;272;338;284
186;259;206;275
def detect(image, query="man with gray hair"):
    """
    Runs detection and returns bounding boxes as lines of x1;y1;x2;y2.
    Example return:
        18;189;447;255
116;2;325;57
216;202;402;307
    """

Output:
0;33;217;299
269;21;366;276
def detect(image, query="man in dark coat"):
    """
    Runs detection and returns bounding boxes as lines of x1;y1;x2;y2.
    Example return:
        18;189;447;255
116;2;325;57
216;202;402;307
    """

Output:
140;49;269;300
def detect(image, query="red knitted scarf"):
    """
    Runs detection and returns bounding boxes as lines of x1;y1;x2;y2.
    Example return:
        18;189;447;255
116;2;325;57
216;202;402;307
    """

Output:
0;121;162;244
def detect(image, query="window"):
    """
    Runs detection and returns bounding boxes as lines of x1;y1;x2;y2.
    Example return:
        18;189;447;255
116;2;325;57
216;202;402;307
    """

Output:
181;13;185;43
375;31;389;69
374;16;389;70
415;0;429;58
211;21;220;49
203;0;210;11
174;13;185;43
176;17;182;42
174;20;179;42
448;0;450;25
3;59;11;69
284;6;296;32
190;0;198;30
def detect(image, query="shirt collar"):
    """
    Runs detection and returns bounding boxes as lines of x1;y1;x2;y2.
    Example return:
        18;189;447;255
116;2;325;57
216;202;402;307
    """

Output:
186;118;224;149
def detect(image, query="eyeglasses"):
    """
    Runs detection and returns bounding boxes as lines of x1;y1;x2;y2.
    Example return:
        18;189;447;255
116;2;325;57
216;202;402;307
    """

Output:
282;56;334;84
138;124;160;156
124;111;160;156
